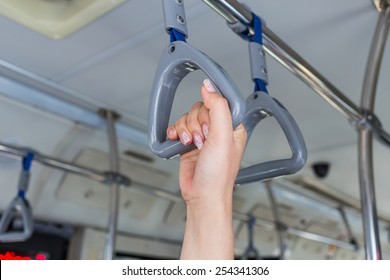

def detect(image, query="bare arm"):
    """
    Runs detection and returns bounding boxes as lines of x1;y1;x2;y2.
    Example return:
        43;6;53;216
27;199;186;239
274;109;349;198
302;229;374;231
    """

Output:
167;79;247;259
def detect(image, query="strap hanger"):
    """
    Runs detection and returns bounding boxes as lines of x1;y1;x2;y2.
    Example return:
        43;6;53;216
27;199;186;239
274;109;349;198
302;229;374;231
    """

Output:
235;12;307;184
0;151;34;242
148;0;246;159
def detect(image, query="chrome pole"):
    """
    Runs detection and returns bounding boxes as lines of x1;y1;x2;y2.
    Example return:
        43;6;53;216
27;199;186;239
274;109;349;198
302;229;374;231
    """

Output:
265;181;286;259
100;109;121;260
358;6;390;260
201;0;361;122
201;1;390;145
0;142;106;182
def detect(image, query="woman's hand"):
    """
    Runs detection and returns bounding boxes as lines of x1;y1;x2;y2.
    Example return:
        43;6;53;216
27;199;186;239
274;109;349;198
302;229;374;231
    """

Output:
167;79;247;205
166;79;247;259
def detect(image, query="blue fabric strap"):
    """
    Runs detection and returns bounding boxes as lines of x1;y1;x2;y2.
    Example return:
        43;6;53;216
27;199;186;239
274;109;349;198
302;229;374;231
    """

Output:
22;152;34;172
248;216;256;231
18;190;26;199
18;152;34;199
251;13;268;94
169;28;187;43
241;13;268;94
254;79;268;93
252;13;263;45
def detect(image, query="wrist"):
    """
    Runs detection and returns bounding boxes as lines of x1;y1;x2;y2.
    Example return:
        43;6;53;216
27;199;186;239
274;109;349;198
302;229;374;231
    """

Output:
181;198;234;260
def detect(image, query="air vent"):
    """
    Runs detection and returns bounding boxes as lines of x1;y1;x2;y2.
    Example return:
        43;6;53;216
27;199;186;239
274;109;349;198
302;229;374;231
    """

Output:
0;0;126;39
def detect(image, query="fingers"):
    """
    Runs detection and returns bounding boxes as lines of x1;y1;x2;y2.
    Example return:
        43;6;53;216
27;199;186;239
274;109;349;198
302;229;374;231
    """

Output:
201;79;233;143
175;113;192;146
198;105;210;139
167;78;240;149
166;102;210;150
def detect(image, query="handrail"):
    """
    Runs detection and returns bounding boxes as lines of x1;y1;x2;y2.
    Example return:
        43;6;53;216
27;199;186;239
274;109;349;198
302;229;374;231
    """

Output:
201;0;390;147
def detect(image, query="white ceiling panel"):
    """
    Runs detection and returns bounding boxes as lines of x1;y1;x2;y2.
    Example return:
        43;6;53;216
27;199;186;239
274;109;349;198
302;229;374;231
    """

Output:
0;0;204;78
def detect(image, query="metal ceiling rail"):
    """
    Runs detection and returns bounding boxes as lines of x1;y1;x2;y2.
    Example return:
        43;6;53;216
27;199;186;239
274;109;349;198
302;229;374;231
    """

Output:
131;183;359;251
0;141;358;252
232;212;357;252
0;142;107;183
0;141;182;202
201;0;390;147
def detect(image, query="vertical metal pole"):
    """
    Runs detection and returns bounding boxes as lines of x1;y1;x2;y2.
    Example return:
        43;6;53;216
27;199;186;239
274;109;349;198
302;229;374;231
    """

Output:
338;206;358;250
265;180;286;259
359;6;390;260
100;109;121;260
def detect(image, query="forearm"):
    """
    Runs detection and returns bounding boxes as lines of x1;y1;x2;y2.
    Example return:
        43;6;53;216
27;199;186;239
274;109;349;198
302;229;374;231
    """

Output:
180;198;234;260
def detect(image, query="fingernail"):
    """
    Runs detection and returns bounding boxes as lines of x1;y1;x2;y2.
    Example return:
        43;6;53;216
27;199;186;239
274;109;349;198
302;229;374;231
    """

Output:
180;131;191;145
167;128;175;137
193;133;203;150
202;123;209;139
203;79;216;93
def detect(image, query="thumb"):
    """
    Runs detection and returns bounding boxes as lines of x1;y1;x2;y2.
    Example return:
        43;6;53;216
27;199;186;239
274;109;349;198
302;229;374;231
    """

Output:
201;79;233;143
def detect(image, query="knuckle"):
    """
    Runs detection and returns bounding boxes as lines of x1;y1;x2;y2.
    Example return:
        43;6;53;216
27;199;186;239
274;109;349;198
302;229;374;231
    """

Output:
190;101;203;111
215;97;228;108
175;113;188;127
187;116;200;130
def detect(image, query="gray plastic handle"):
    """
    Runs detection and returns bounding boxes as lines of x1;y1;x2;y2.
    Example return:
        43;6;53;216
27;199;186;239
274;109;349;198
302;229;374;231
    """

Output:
148;41;246;159
236;91;307;184
0;196;33;243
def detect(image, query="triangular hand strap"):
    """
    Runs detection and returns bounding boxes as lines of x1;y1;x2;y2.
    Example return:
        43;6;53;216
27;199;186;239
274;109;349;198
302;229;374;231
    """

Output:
0;196;33;242
236;91;307;184
148;41;246;159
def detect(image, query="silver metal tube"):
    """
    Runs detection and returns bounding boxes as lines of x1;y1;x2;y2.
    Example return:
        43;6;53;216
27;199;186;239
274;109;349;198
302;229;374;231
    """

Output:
359;129;381;259
338;206;355;245
286;227;357;251
265;181;286;259
232;211;357;252
201;0;362;123
0;142;106;182
0;139;367;253
358;6;390;260
202;0;251;25
102;110;121;260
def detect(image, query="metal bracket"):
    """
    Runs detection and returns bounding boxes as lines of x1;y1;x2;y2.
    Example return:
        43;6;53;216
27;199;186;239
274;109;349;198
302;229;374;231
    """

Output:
98;109;121;120
275;221;288;232
103;171;131;187
226;2;255;37
355;109;390;146
249;42;268;84
162;0;188;38
373;0;390;12
356;109;381;130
